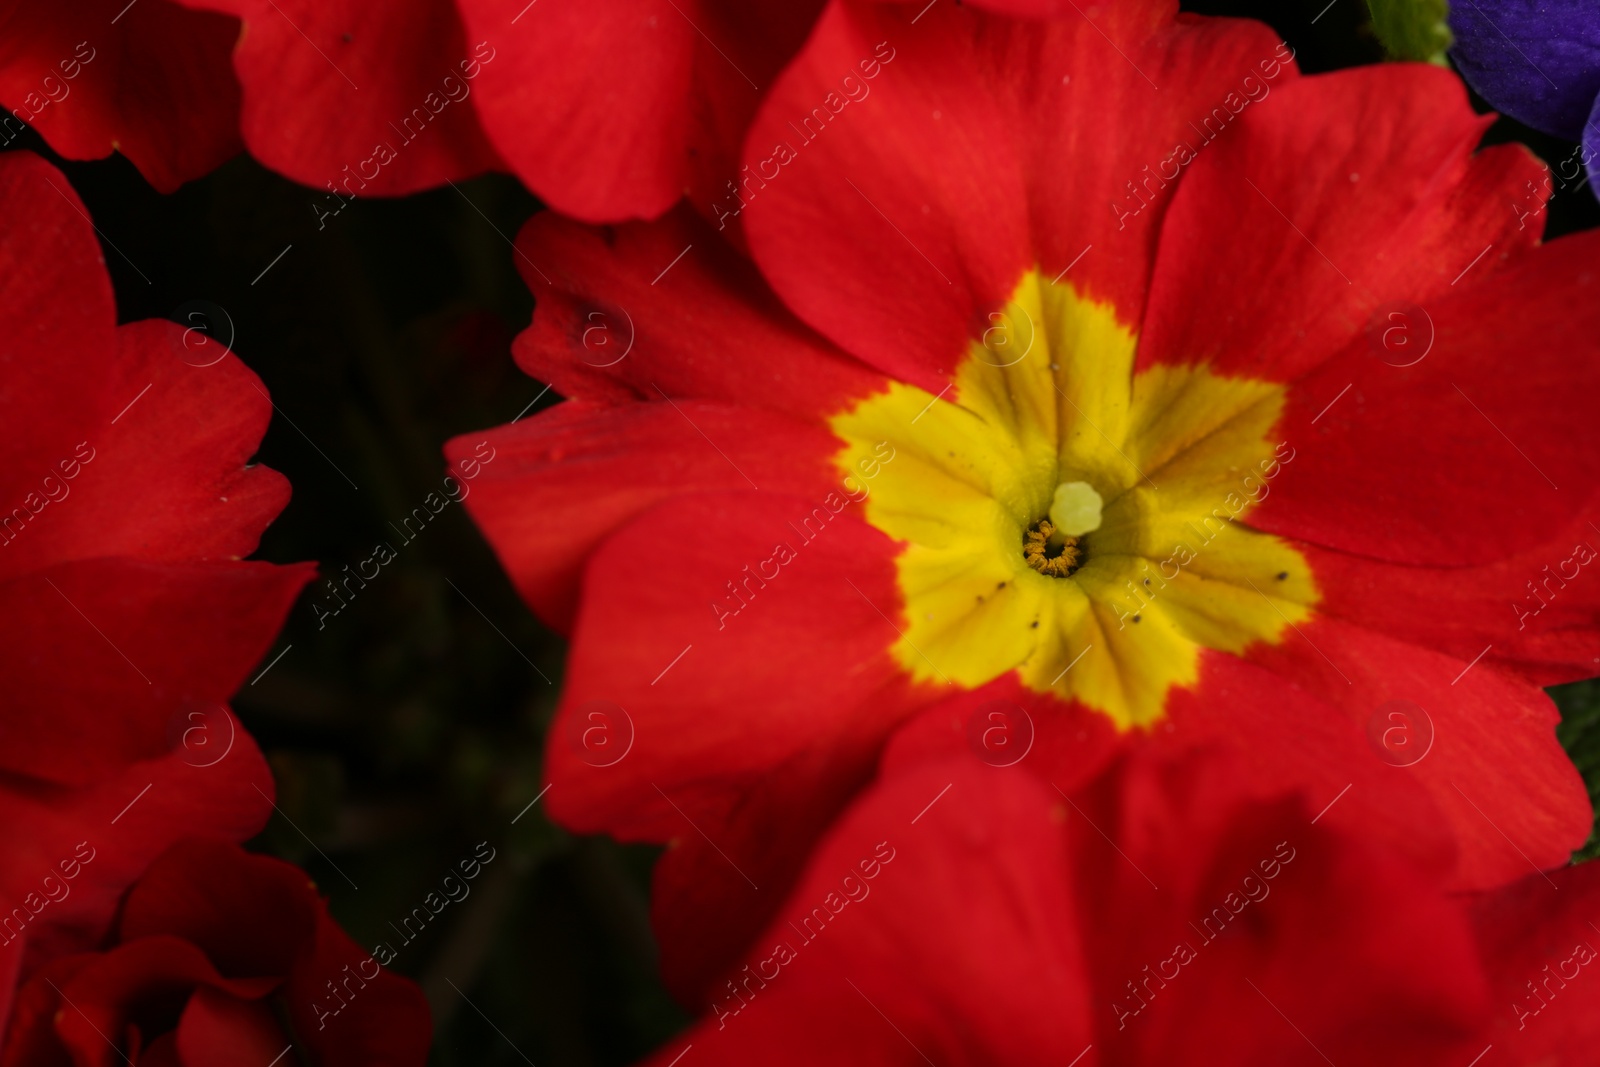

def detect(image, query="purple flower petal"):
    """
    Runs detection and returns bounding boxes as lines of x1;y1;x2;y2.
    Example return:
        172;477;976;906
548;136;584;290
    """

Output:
1450;0;1600;140
1583;92;1600;200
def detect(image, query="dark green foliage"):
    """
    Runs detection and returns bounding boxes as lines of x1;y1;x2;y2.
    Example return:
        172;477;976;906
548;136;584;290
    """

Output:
1553;680;1600;863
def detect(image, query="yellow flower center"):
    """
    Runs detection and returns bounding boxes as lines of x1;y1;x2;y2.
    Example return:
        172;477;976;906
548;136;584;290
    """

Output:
829;271;1317;729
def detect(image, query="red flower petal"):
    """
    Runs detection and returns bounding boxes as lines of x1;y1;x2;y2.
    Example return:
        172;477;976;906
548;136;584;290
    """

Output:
648;756;886;1006
176;986;290;1067
1068;760;1488;1064
0;562;306;786
0;312;292;588
1138;65;1541;382
449;401;859;631
742;0;1292;392
0;153;116;463
1470;862;1600;1058
1306;519;1600;688
447;208;884;630
457;0;824;221
0;740;278;1021
0;152;309;1024
651;762;1091;1063
119;839;318;978
536;488;933;1000
0;1;240;190
0;151;311;784
0;320;293;575
1203;618;1587;888
4;838;428;1064
545;489;923;841
888;619;1579;891
0;150;295;572
506;209;882;410
1260;226;1600;566
175;0;500;194
649;754;1491;1065
0;954;89;1067
1128;64;1600;567
282;908;430;1065
883;661;1463;877
46;936;279;1064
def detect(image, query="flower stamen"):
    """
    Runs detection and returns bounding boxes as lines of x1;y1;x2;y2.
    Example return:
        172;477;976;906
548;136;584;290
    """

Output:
1023;518;1080;577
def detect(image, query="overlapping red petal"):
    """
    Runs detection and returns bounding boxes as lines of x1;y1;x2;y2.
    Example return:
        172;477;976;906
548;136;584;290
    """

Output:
457;0;826;221
1469;860;1600;1058
129;0;1088;210
743;0;1291;391
447;208;885;628
0;839;430;1066
0;0;240;191
0;152;311;1019
175;0;502;196
642;749;1535;1066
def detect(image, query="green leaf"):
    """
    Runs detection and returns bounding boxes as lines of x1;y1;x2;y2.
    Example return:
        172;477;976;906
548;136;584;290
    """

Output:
1552;679;1600;863
1366;0;1453;64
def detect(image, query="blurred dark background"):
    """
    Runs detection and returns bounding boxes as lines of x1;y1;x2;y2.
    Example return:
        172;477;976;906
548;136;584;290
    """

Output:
6;1;1600;1062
